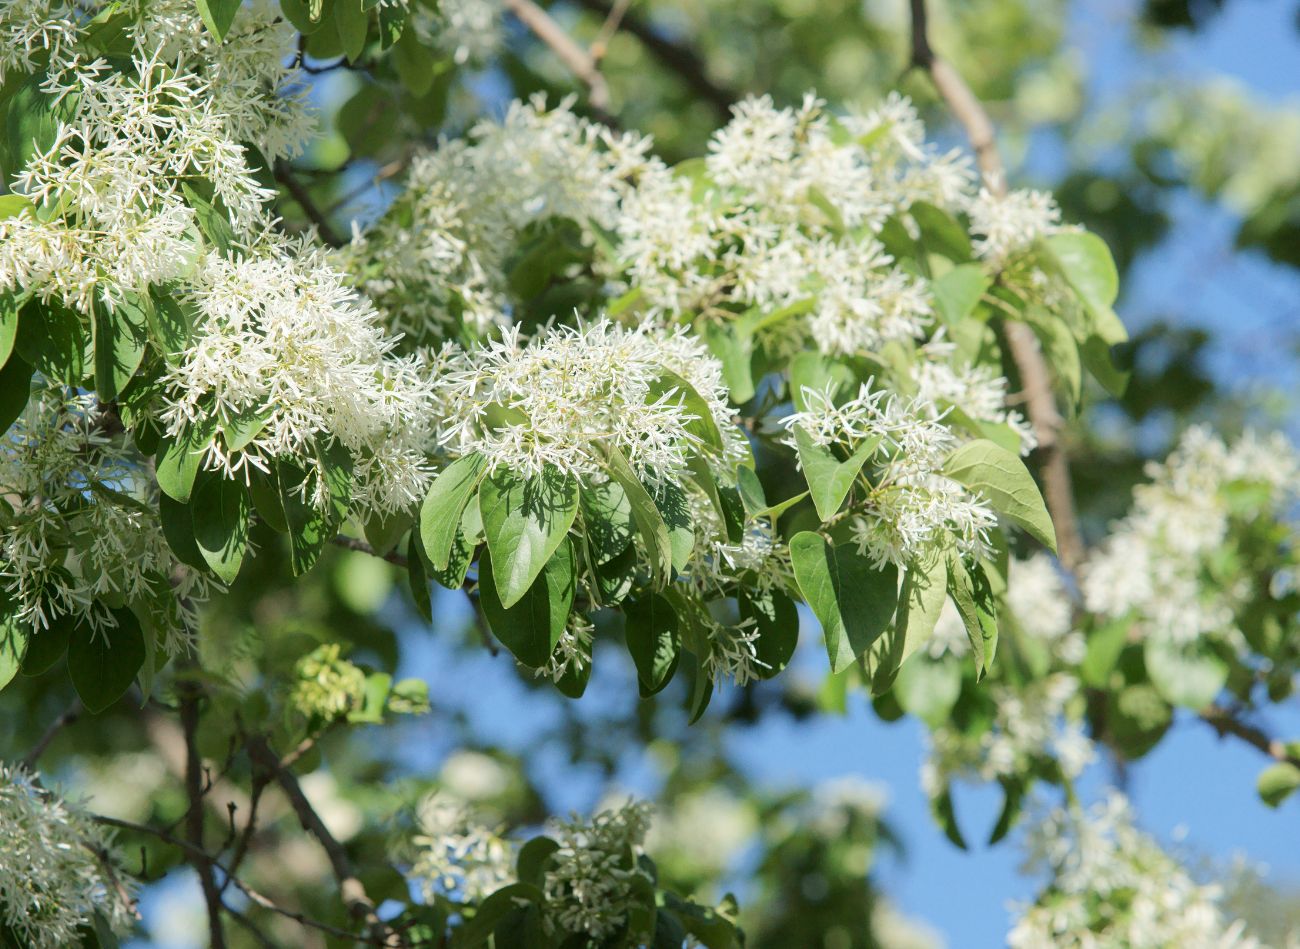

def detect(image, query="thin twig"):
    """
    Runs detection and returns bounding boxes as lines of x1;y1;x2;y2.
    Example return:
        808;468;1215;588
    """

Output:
331;533;408;567
590;0;632;61
246;736;399;945
503;0;613;113
95;815;388;945
908;0;1084;571
274;161;346;248
22;699;82;769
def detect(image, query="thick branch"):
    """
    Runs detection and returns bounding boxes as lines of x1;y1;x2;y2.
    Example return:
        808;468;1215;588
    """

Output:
504;0;612;112
908;0;1085;571
569;0;737;118
246;736;397;945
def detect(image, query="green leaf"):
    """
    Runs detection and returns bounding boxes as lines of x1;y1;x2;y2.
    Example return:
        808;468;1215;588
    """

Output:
393;27;436;95
449;884;545;949
20;612;74;676
181;180;236;253
931;264;990;327
195;0;242;41
145;287;195;362
1145;637;1228;709
219;405;271;453
479;467;578;609
930;784;968;850
702;321;754;404
793;427;880;521
865;555;949;694
259;459;340;576
788;352;853;411
1081;618;1129;688
1258;763;1300;809
1023;307;1082;413
579;475;634;564
67;609;145;713
4;73;79;177
736;465;767;515
0;194;34;221
158;493;207;571
604;446;672;585
911;201;972;262
789;532;898;674
1043;231;1119;318
346;671;391;724
92;294;149;402
893;654;962;727
740;588;799;679
0;353;31;434
652;479;694;574
16;298;87;384
0;290;20;369
989;778;1025;845
430;502;479;591
334;0;369;61
946;554;998;677
943;439;1057;552
479;540;575;668
0;596;29;692
647;370;725;454
406;532;432;621
191;473;250;583
420;453;488;571
515;836;559;888
156;416;215;503
624;594;680;695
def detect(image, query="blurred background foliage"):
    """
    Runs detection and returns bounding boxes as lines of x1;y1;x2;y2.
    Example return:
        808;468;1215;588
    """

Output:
5;0;1300;945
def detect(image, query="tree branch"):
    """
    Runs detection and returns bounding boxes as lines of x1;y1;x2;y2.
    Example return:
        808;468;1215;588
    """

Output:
569;0;737;118
1199;704;1300;769
22;699;81;769
504;0;613;113
908;0;1085;571
274;160;346;248
245;735;398;946
180;678;227;949
331;533;408;567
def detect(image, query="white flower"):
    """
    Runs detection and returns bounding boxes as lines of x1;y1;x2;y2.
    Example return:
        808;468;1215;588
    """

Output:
785;384;996;567
0;764;137;949
544;800;656;939
1010;792;1264;948
968;187;1061;263
408;792;515;904
430;319;742;485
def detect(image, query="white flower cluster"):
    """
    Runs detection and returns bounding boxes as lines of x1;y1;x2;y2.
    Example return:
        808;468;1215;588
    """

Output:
915;335;1037;455
430;320;742;484
1009;792;1262;948
968;186;1062;264
408;792;516;904
544;800;656;939
344;95;653;341
1081;426;1300;651
416;0;505;66
617;93;974;357
0;386;209;650
1;8;436;520
0;764;136;949
161;237;436;516
784;384;997;567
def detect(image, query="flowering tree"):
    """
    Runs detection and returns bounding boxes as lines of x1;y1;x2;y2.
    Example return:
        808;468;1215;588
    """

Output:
2;0;1298;945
